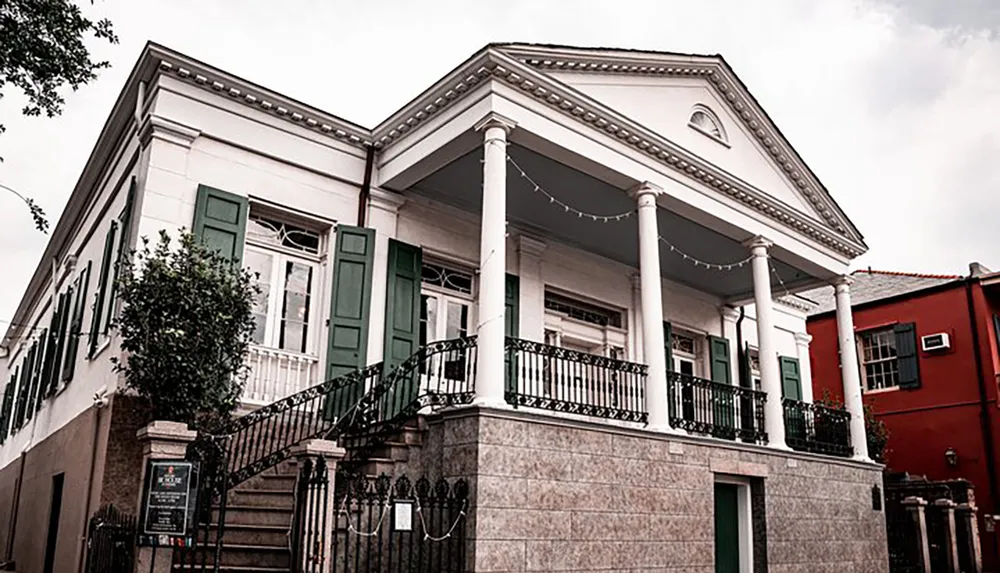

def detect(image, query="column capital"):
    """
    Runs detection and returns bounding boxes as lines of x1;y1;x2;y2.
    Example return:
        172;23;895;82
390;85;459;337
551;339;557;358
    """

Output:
628;181;664;201
369;188;406;214
720;305;741;323
794;331;813;345
743;235;773;255
833;275;854;291
475;112;517;134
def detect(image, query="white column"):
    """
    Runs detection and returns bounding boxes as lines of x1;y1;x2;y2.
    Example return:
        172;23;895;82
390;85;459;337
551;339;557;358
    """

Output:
746;236;788;449
631;182;673;431
794;332;815;403
720;305;741;385
630;273;644;363
834;276;871;461
516;234;547;342
365;188;405;365
473;113;516;407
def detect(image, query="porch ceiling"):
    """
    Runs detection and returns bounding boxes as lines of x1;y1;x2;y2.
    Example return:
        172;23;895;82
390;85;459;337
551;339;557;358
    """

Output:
411;145;814;300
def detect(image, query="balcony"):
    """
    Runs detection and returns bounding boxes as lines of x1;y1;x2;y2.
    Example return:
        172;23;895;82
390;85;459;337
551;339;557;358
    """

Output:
783;398;854;458
667;372;768;444
243;346;320;404
504;337;647;423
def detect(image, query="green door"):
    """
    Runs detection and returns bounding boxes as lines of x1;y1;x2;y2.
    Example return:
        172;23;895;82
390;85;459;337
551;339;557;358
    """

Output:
714;482;741;573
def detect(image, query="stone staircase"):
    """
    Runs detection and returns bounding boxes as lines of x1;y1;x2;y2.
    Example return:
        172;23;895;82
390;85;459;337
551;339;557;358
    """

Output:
175;418;427;572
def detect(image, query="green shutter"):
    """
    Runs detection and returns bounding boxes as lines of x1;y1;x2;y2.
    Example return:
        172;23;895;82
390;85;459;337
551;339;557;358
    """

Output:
89;221;118;356
23;343;39;422
779;356;802;400
13;365;28;430
382;239;423;373
0;380;13;442
709;335;735;435
31;332;48;414
664;322;675;419
714;482;741;573
47;293;68;397
62;262;91;383
104;178;137;334
708;336;731;384
322;226;375;420
505;274;520;395
192;184;248;265
895;323;920;389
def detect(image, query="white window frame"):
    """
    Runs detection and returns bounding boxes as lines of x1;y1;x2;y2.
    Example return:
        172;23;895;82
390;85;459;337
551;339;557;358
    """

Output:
670;328;703;378
857;327;900;393
542;290;627;359
244;213;327;358
714;475;754;573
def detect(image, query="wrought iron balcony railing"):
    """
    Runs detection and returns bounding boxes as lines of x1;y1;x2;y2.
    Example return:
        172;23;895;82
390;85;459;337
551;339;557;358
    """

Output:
504;337;648;423
783;398;853;458
667;371;768;444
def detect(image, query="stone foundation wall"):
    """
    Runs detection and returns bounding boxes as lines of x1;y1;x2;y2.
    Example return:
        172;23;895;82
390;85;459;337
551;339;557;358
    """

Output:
414;407;889;573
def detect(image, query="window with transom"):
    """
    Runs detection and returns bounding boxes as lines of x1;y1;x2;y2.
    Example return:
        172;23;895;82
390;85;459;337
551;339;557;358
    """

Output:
859;328;899;391
243;213;325;355
671;330;702;377
419;261;475;347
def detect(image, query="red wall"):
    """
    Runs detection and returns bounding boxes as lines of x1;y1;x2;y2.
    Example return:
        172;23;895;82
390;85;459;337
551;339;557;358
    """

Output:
809;282;1000;570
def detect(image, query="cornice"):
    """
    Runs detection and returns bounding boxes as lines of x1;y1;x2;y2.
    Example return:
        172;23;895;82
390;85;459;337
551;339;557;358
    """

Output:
369;48;863;258
486;54;864;258
499;46;864;249
155;59;373;150
139;114;200;148
776;296;815;313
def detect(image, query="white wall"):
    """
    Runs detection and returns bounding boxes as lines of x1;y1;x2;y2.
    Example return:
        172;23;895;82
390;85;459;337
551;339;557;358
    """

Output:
0;125;142;470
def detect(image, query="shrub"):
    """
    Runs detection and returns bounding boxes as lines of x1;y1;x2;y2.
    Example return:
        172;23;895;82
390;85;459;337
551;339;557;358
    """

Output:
112;230;259;430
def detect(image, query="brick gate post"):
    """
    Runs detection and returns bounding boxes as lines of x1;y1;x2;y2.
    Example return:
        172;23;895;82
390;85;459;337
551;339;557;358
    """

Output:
903;496;932;573
133;420;197;573
288;439;346;573
958;502;983;573
935;498;961;573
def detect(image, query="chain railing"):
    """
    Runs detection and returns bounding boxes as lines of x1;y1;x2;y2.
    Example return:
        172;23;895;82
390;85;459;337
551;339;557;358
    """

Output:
783;398;853;458
504;337;647;423
667;371;768;443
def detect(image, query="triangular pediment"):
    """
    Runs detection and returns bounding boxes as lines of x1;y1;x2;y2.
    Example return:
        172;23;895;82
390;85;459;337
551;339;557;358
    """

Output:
492;44;865;250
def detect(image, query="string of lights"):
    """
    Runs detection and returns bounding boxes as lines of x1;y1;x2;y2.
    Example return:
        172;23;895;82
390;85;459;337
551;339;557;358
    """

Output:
502;146;758;272
504;152;635;222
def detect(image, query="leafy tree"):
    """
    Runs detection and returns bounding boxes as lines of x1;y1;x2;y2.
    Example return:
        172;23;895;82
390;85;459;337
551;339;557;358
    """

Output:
818;389;891;463
112;231;260;430
1;0;119;231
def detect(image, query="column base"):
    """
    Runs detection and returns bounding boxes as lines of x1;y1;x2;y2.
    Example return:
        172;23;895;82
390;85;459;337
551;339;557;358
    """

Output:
767;441;793;452
471;396;511;410
647;423;685;435
853;453;875;464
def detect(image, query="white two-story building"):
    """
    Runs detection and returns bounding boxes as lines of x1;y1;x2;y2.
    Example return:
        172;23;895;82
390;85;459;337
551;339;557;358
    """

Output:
0;42;886;573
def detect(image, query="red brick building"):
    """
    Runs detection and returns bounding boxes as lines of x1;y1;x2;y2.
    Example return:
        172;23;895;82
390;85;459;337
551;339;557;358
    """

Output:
806;264;1000;570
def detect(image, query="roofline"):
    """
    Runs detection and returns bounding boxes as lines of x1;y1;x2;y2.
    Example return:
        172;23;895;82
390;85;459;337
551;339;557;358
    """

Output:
806;277;968;321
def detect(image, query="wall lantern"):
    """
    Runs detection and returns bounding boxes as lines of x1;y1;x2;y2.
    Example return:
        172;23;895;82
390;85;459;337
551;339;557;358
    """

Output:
945;447;959;468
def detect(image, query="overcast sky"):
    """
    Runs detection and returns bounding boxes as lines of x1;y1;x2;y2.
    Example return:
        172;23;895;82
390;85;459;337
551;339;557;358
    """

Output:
1;0;998;322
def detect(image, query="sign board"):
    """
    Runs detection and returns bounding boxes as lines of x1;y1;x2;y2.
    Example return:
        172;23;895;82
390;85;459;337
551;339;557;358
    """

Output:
394;501;413;532
138;459;199;546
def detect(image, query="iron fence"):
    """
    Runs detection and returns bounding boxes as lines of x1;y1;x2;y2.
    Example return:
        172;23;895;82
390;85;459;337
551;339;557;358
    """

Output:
332;472;469;573
783;399;853;458
667;371;768;443
504;337;647;423
291;457;331;573
84;505;136;573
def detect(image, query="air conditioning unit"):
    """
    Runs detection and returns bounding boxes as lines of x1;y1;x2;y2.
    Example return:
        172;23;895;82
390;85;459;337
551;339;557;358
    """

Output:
921;333;951;352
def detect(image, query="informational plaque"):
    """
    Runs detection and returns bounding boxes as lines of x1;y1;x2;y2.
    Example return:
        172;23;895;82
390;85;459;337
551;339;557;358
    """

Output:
394;500;413;532
139;459;198;544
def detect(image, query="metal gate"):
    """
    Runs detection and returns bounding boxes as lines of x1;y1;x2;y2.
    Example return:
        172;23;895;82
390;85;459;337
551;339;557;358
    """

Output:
84;505;137;573
331;472;469;573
